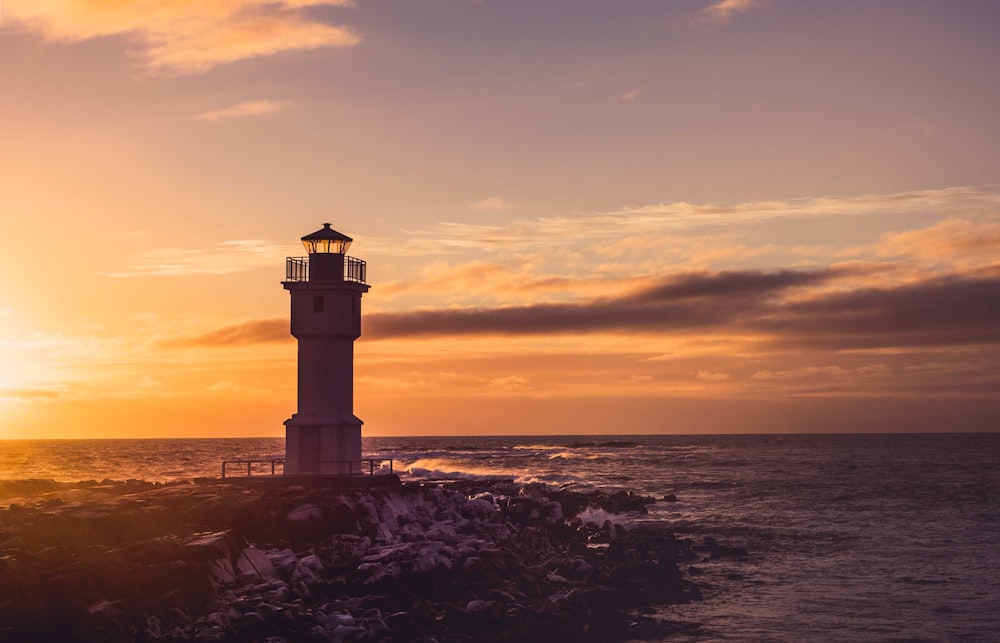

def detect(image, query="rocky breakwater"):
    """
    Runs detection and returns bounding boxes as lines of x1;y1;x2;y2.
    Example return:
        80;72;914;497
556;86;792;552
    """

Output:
0;477;712;642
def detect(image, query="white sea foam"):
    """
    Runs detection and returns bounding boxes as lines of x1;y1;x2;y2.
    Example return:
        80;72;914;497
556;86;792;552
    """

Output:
576;506;620;527
547;451;600;460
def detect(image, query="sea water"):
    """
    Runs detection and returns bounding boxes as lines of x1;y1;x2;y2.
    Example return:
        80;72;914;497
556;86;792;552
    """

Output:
1;433;998;641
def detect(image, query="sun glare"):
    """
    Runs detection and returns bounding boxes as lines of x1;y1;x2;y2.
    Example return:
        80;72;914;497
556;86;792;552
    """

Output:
0;337;21;391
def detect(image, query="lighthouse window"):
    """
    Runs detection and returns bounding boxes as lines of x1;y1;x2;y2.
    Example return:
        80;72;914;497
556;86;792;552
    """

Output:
312;296;324;313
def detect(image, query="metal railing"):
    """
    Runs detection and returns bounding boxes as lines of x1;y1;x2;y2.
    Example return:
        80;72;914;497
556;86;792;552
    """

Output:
220;458;392;478
314;458;393;477
344;257;366;284
286;257;309;282
284;256;367;285
222;459;285;478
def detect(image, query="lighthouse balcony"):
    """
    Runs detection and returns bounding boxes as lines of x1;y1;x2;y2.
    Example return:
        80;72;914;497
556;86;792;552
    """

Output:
286;256;367;285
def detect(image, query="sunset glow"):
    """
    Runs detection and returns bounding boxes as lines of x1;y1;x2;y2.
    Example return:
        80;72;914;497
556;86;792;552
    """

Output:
1;1;998;438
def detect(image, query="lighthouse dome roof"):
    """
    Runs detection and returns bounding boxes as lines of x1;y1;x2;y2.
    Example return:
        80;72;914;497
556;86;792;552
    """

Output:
301;223;352;243
301;223;353;254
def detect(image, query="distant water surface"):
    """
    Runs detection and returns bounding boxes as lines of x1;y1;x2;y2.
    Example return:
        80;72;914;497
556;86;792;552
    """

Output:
2;433;998;641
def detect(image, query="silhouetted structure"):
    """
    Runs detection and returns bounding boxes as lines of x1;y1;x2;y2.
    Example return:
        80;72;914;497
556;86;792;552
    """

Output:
282;224;369;474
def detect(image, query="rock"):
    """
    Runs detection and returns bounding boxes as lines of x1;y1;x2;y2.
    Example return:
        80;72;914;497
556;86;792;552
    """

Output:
267;548;299;580
237;546;278;581
662;494;679;502
384;611;411;630
306;625;332;642
185;530;246;563
465;599;499;615
332;624;365;639
0;478;705;643
255;602;284;619
362;615;390;638
205;557;236;586
194;624;226;642
539;500;564;525
287;504;323;522
86;600;129;642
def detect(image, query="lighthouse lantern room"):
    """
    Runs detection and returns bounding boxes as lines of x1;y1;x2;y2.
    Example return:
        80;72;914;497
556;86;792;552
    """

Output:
282;224;369;475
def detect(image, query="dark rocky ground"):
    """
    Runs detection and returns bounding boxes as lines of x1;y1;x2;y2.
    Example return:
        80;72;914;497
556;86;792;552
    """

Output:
0;476;734;642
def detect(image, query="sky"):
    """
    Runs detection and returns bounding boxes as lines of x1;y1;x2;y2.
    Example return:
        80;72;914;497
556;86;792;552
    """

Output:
1;0;999;438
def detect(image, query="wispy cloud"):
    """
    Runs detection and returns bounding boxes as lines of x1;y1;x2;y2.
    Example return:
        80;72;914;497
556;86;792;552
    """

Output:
0;388;62;401
164;318;288;348
372;186;1000;257
471;196;513;211
620;89;639;102
106;240;295;277
4;0;360;75
197;99;293;122
695;0;769;25
487;375;529;391
873;218;1000;262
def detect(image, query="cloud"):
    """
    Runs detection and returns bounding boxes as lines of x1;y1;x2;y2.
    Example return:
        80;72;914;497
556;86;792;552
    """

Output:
620;89;639;102
471;196;513;211
106;239;295;277
368;270;1000;353
764;275;1000;350
4;0;360;75
173;266;1000;353
487;375;529;391
0;388;62;400
377;261;643;301
874;218;1000;263
167;268;837;348
695;0;768;25
164;318;287;348
371;186;1000;257
364;267;843;339
197;99;293;122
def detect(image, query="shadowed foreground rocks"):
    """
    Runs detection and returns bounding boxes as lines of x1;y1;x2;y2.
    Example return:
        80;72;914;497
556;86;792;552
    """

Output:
0;478;707;642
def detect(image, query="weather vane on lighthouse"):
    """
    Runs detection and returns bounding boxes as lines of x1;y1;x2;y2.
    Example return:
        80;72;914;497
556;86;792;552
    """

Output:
282;223;369;475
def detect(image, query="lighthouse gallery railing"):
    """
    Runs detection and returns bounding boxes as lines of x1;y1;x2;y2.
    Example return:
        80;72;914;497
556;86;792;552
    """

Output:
285;256;367;285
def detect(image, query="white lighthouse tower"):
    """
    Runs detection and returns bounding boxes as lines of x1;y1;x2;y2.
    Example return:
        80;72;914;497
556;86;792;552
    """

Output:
282;224;369;475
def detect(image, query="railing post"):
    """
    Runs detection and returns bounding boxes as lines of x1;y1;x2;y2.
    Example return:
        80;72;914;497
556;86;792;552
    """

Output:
222;462;226;479
247;461;251;477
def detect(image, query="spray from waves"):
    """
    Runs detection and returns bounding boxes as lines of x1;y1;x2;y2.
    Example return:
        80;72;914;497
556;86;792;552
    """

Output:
547;452;602;460
398;457;587;487
401;458;508;481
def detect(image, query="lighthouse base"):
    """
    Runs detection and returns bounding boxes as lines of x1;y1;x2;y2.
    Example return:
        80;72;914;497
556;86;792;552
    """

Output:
284;414;363;475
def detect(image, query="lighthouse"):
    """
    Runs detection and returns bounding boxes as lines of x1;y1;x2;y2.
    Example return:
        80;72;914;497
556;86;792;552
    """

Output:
282;224;369;475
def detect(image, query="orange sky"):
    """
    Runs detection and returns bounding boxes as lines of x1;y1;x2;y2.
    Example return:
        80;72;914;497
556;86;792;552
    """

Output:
1;1;999;438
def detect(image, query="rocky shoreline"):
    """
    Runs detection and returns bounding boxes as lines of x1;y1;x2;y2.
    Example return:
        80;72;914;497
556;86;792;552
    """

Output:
0;476;733;642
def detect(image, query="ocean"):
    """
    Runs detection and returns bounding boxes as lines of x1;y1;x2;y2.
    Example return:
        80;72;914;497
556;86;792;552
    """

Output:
2;433;998;642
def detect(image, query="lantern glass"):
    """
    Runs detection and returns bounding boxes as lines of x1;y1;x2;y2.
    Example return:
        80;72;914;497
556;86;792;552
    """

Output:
302;238;351;254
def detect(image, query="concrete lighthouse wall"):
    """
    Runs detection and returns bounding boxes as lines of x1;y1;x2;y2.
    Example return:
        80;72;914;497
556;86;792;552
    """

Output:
283;251;369;476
